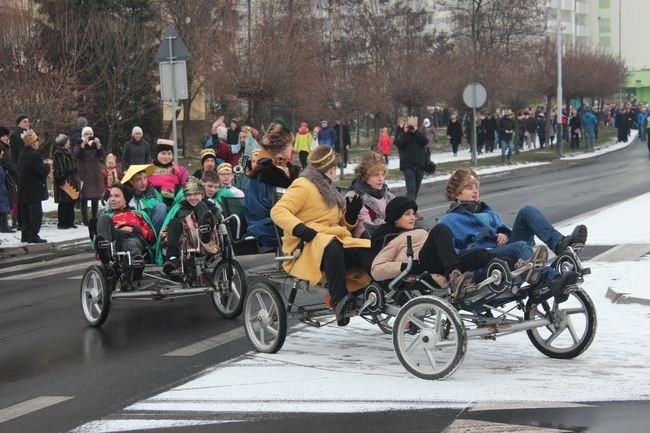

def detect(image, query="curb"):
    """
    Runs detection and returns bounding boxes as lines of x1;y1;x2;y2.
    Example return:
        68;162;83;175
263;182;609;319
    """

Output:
606;287;650;307
0;237;90;260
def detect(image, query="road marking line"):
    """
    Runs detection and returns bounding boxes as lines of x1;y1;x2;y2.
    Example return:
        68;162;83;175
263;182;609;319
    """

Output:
0;396;73;423
444;419;565;433
589;243;650;262
0;262;90;280
164;328;246;357
469;401;595;411
67;276;83;280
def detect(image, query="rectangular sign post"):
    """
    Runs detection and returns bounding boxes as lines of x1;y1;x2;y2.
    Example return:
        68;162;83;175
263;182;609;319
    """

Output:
156;26;191;164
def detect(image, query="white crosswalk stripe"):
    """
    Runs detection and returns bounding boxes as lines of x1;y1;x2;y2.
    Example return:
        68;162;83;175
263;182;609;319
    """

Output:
0;396;73;423
0;261;92;280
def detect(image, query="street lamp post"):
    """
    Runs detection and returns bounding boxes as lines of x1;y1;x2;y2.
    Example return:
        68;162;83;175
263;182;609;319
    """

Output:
556;0;563;157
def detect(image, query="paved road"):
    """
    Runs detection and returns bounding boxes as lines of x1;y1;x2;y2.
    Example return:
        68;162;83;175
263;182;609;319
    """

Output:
1;140;649;433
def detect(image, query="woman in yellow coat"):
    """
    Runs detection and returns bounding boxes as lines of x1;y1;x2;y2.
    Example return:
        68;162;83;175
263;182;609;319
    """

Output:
271;145;372;326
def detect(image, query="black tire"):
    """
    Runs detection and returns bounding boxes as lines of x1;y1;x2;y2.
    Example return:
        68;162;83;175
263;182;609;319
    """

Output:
243;281;287;353
373;313;394;335
525;288;597;359
80;265;112;327
211;259;248;319
392;296;466;380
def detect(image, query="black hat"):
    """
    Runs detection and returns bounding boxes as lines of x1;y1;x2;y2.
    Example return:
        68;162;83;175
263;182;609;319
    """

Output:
113;183;134;206
385;196;418;224
16;114;29;125
0;126;9;137
55;134;69;146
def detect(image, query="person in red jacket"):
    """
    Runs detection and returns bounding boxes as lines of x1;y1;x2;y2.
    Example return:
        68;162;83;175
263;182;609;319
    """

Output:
376;127;393;164
93;184;155;279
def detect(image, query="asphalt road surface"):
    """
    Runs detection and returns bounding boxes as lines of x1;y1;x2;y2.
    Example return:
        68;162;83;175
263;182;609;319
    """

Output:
1;140;649;433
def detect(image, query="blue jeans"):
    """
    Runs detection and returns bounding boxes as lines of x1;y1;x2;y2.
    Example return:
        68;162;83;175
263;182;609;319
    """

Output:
500;138;513;162
403;168;424;200
583;128;595;150
509;205;563;252
148;202;168;233
491;240;557;285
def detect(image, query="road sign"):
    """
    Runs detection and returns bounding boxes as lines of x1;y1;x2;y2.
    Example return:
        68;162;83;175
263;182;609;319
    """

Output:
155;26;191;63
160;61;188;101
462;82;487;109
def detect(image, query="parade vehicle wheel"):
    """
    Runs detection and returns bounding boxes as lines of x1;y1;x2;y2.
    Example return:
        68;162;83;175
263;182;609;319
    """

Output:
393;296;466;380
80;265;112;327
243;281;287;353
486;258;512;294
524;288;597;359
211;259;248;319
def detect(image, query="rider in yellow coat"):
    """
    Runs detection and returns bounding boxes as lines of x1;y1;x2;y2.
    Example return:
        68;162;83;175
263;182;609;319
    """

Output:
271;145;372;326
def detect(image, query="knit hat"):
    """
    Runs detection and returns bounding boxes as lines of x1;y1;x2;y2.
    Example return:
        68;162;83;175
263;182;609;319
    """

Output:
55;134;69;146
308;145;339;172
156;138;174;153
216;162;233;174
0;127;9;138
21;130;38;145
184;177;204;195
16;114;29;125
201;148;216;165
131;126;143;137
260;120;294;153
385;196;418;225
216;125;228;140
81;126;94;137
423;118;431;128
76;117;88;128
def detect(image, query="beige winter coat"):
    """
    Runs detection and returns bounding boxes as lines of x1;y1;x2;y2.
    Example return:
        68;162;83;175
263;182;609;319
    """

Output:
371;228;429;281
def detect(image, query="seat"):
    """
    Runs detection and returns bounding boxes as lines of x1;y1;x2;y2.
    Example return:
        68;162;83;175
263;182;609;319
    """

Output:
222;196;275;255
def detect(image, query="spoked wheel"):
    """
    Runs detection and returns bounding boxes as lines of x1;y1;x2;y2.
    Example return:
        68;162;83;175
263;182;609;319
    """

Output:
525;288;597;359
211;259;248;318
393;296;466;380
243;281;287;353
80;265;112;327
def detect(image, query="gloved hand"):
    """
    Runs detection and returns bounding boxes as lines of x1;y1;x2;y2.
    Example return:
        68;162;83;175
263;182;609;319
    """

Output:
344;195;363;225
292;223;317;243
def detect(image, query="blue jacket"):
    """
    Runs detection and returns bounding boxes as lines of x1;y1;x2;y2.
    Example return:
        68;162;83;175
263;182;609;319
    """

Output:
582;111;598;130
437;201;512;252
637;111;648;129
317;126;337;146
0;165;9;213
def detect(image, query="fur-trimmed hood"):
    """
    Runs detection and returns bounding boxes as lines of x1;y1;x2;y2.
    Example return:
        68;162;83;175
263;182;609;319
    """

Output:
300;165;344;209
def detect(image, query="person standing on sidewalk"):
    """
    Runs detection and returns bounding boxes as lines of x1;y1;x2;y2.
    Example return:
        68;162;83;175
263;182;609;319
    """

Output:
637;107;648;143
17;130;51;243
497;110;515;164
121;126;151;172
446;114;462;156
395;122;428;201
581;107;597;152
52;134;80;229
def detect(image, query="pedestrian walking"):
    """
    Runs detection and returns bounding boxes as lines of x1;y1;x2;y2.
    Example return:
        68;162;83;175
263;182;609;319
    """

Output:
497;110;515;164
581;107;597;152
376;128;393;164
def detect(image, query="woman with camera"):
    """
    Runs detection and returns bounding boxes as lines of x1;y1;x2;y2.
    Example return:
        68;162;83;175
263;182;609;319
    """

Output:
74;126;106;225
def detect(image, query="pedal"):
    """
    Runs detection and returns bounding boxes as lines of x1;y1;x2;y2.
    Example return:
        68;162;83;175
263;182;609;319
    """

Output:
581;267;591;275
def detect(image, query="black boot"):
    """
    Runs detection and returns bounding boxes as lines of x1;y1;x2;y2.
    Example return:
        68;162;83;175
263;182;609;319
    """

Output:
0;213;15;233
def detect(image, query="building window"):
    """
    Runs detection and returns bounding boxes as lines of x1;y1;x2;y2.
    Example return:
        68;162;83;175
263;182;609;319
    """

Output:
599;18;611;33
599;0;611;8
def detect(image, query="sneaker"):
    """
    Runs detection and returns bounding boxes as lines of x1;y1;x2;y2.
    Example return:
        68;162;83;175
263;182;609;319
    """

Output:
554;225;588;254
522;246;548;285
548;270;579;302
132;255;145;281
94;235;111;263
163;257;181;278
333;294;356;327
449;269;473;301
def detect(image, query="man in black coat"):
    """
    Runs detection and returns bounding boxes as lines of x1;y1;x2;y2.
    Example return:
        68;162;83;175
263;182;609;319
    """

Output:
17;130;51;243
10;114;30;165
395;123;429;200
332;119;351;167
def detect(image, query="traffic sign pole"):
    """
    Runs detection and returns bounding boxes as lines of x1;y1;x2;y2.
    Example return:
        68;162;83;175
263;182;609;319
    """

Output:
462;83;487;167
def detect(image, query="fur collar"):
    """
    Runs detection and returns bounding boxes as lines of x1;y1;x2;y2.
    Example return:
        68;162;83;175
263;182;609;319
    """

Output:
300;166;343;209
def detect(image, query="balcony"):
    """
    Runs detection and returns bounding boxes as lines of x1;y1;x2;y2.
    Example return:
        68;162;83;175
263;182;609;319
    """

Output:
547;0;575;11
